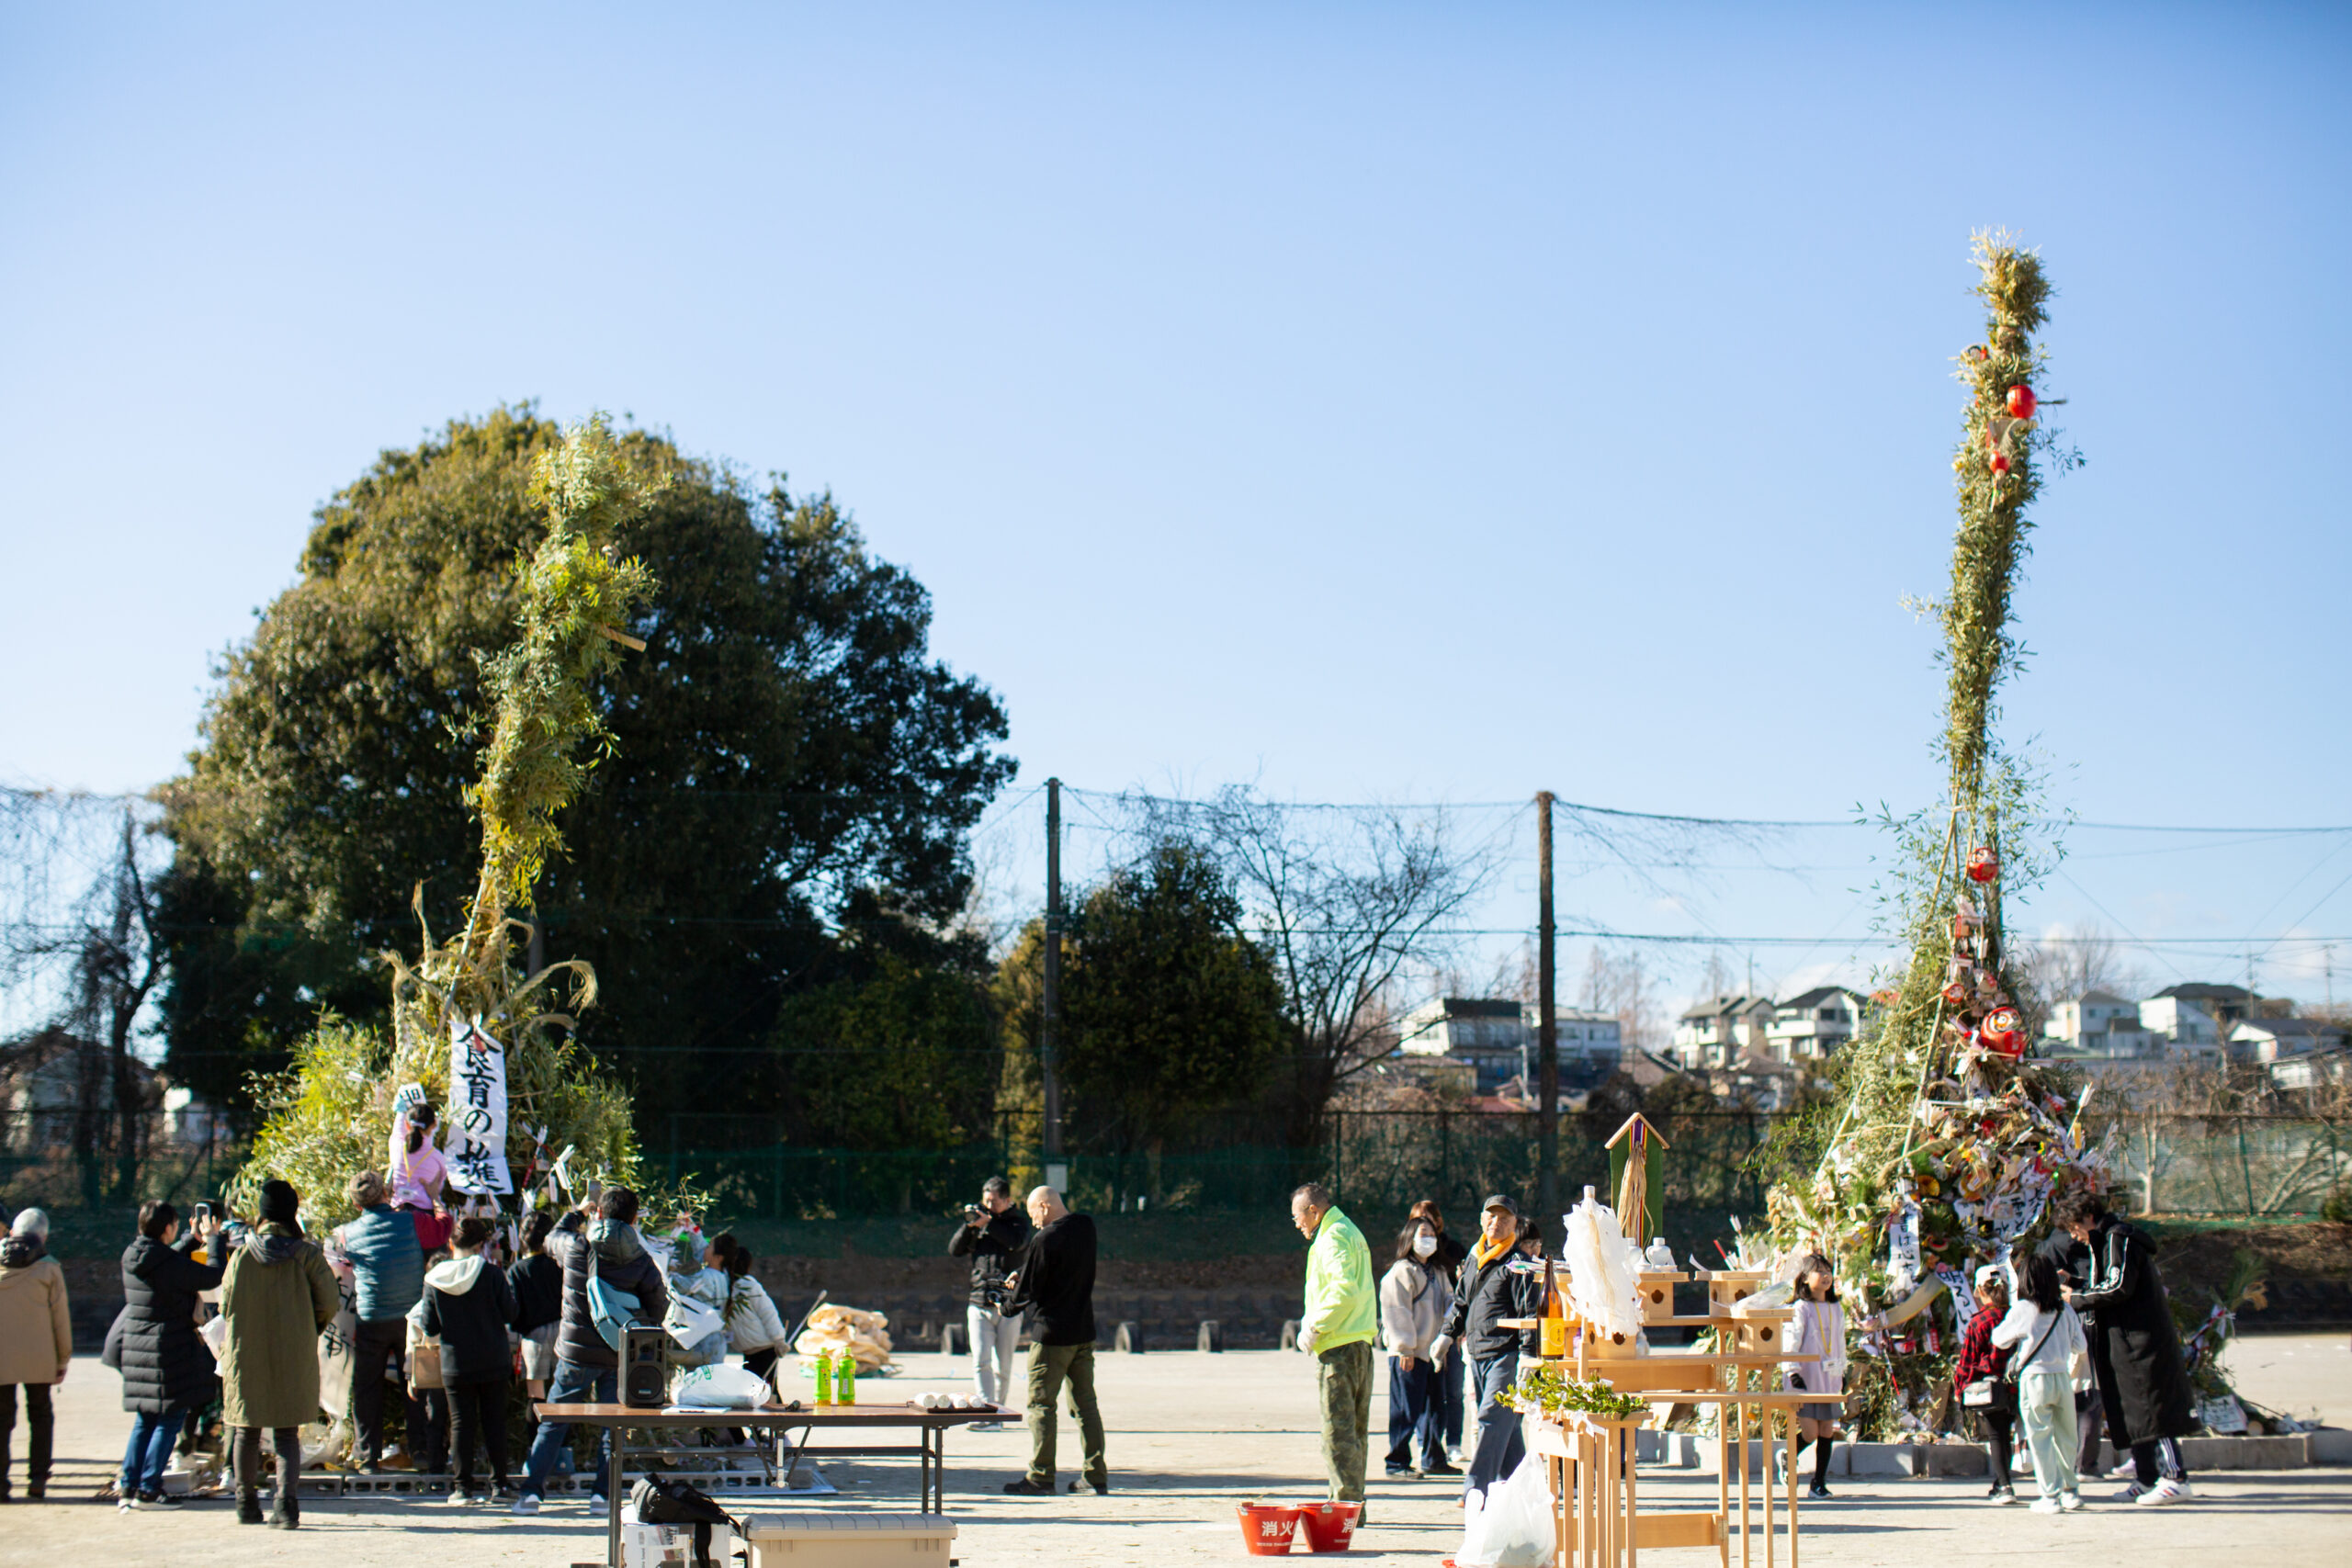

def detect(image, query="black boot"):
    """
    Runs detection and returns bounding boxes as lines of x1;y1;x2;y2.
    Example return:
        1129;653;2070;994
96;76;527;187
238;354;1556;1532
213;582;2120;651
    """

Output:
238;1492;266;1525
269;1495;300;1529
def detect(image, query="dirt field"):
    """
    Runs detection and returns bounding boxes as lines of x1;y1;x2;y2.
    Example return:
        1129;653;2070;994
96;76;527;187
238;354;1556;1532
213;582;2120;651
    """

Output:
4;1333;2346;1568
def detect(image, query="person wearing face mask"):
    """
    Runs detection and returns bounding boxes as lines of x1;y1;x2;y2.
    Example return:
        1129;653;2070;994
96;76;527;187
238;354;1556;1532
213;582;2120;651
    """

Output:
1380;1219;1458;1479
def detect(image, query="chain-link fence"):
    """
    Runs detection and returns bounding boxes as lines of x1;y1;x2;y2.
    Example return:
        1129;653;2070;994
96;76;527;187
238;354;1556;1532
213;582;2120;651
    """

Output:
8;1108;2343;1233
2089;1113;2350;1218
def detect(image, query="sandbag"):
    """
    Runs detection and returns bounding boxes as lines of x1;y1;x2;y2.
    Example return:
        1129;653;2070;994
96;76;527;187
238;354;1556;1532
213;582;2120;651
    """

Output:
792;1303;894;1371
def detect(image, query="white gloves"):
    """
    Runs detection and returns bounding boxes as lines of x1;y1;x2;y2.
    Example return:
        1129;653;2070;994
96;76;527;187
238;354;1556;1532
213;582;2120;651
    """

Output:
1299;1327;1318;1356
1429;1334;1453;1370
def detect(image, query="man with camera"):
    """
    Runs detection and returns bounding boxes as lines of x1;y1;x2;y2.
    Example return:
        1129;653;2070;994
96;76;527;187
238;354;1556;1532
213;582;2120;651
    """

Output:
948;1177;1031;1430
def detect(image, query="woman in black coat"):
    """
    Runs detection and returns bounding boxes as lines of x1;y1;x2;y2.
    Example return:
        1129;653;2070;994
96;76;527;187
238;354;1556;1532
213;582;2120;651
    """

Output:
117;1201;223;1508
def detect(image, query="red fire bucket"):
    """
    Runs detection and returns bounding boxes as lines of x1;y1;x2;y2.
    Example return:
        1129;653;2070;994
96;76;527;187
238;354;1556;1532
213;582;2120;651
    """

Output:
1296;1500;1361;1552
1238;1502;1302;1555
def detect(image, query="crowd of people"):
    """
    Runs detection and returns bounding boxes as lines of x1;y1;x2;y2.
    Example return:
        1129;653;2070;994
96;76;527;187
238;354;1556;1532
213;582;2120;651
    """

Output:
0;1144;2213;1533
1272;1180;2207;1528
0;1100;799;1528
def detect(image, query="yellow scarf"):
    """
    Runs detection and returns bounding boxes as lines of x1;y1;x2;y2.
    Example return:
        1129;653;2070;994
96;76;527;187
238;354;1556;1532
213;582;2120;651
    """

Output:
1473;1234;1513;1269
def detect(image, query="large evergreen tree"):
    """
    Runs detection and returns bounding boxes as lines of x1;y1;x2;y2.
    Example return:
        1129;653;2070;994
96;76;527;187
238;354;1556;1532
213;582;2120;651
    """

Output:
161;406;1013;1130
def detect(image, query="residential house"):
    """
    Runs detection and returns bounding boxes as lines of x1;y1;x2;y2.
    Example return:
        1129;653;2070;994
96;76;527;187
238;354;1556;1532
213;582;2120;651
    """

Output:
2145;983;2261;1032
2136;991;2229;1058
1670;995;1775;1072
2229;1016;2348;1081
1394;997;1621;1100
2043;990;2162;1064
1763;987;1868;1063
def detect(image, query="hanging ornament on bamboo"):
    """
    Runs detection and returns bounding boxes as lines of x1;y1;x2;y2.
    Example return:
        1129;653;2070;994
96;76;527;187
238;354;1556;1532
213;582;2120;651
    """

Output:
1967;845;1999;883
1981;1006;2024;1057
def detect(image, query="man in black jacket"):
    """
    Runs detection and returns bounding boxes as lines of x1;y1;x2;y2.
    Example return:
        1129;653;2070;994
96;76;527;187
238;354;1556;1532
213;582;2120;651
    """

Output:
1430;1194;1539;1503
949;1177;1031;1431
2056;1190;2194;1506
1000;1187;1105;1497
513;1187;669;1517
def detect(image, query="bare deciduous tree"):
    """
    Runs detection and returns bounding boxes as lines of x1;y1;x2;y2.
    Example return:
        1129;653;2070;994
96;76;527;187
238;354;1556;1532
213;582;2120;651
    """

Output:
1149;787;1496;1143
1;793;168;1201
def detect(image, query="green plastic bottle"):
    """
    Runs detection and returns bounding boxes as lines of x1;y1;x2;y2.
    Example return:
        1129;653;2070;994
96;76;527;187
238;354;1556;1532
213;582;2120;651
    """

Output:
839;1353;856;1405
815;1348;833;1405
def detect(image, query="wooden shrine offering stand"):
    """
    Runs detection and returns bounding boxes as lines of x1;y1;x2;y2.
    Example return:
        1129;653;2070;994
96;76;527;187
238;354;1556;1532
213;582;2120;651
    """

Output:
1521;1267;1818;1568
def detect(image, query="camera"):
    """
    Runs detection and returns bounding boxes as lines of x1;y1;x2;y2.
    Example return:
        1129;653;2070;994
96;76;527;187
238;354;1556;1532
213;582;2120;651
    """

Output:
964;1205;989;1224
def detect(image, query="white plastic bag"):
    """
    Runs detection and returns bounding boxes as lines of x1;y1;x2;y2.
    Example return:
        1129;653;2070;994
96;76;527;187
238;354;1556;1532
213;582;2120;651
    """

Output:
669;1362;772;1410
664;1292;726;1350
1457;1456;1553;1568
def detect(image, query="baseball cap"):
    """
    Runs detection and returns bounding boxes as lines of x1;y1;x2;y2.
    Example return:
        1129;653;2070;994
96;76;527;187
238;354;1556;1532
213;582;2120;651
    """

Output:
1973;1263;2005;1290
1481;1193;1521;1217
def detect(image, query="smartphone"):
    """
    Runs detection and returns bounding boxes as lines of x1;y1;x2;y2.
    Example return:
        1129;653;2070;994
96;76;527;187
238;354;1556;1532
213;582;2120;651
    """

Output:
193;1202;213;1225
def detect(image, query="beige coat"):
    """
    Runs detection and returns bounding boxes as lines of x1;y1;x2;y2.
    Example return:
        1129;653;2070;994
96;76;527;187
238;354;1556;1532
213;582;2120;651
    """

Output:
0;1256;72;1385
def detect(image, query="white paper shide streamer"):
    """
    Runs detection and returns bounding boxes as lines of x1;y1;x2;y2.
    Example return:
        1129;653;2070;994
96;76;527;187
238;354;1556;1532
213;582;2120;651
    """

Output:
1563;1190;1643;1342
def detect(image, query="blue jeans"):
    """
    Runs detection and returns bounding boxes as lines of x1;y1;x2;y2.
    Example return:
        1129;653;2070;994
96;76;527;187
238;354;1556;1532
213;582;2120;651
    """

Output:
1464;1349;1524;1499
119;1405;184;1495
1436;1348;1465;1450
1385;1355;1440;1471
523;1362;616;1499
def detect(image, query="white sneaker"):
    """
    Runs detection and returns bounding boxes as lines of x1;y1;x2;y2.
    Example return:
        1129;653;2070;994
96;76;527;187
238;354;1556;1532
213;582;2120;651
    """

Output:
2134;1478;2188;1507
444;1490;473;1506
509;1494;540;1516
2030;1497;2064;1515
2106;1459;2137;1481
117;1495;137;1513
2059;1492;2084;1511
588;1494;610;1517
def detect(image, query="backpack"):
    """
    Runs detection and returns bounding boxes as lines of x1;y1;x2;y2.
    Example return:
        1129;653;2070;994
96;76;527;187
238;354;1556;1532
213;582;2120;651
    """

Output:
628;1474;737;1568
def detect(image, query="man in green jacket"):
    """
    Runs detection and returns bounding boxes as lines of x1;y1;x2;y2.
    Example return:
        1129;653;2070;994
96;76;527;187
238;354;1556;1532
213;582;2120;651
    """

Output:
1292;1182;1377;1518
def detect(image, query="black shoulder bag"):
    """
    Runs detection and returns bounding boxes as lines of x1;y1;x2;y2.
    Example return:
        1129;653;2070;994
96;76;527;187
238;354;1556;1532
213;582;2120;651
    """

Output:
629;1474;740;1568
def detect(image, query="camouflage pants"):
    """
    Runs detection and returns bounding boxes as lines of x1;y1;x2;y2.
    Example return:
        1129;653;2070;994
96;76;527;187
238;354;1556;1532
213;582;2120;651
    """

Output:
1317;1338;1374;1504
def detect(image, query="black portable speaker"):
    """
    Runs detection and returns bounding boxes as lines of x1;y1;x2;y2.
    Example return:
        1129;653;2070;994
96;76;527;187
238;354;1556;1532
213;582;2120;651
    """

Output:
623;1325;669;1408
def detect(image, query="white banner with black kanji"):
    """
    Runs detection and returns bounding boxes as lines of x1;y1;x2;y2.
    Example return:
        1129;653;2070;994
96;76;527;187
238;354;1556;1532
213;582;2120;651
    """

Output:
447;1014;513;1194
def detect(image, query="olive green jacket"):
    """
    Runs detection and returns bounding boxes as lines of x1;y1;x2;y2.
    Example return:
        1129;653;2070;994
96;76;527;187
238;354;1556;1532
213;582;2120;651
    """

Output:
220;1224;341;1430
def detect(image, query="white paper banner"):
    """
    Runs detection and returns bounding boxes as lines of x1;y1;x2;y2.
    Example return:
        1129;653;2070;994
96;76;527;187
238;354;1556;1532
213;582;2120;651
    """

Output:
1935;1265;1976;1338
447;1014;512;1194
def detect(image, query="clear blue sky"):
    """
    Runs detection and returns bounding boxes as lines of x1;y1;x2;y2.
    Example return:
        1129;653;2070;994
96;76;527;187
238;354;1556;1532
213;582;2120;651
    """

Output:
5;5;2347;1008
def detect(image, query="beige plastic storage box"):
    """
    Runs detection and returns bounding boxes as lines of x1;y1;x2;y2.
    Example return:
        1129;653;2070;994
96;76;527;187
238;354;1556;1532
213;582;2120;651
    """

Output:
739;1511;957;1568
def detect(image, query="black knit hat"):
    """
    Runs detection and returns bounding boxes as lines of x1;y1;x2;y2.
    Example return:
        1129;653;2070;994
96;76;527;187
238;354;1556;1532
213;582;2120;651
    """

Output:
258;1179;300;1226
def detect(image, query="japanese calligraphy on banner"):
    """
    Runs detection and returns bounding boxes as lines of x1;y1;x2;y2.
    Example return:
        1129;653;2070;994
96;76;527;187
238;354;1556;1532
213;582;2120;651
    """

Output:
1936;1265;1977;1338
447;1015;512;1194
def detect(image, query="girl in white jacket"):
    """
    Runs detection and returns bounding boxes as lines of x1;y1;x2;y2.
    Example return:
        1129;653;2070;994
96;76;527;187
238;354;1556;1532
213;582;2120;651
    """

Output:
1992;1253;2090;1513
708;1234;790;1385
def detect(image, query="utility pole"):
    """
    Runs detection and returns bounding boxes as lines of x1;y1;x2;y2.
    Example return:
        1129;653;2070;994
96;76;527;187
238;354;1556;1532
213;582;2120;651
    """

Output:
1536;790;1558;1235
1042;778;1066;1187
